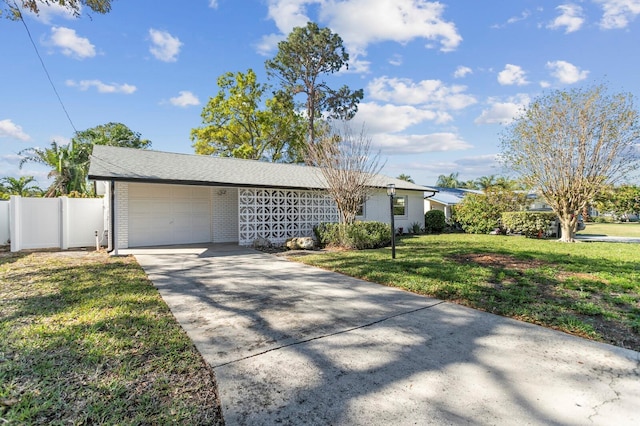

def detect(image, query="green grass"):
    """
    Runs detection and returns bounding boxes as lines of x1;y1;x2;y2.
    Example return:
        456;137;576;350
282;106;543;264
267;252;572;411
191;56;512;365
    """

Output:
578;222;640;237
291;234;640;351
0;251;223;425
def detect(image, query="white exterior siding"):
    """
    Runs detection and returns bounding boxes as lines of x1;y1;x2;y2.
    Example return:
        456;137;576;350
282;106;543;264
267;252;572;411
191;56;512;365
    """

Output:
361;190;424;232
116;181;129;249
212;187;238;243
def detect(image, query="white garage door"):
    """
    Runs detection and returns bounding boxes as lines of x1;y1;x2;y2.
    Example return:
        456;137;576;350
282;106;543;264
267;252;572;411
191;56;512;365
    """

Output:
128;183;212;247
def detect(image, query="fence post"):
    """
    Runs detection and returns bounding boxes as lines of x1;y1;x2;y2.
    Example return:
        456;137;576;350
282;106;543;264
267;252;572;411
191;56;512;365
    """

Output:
60;196;69;250
9;195;20;252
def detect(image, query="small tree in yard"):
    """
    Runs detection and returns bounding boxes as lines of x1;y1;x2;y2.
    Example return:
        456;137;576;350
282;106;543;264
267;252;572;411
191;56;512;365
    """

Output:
500;83;640;242
306;123;384;224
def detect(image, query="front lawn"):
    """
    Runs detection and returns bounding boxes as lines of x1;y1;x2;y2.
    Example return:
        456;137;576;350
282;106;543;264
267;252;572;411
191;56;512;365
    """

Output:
0;251;223;425
578;222;640;237
290;234;640;351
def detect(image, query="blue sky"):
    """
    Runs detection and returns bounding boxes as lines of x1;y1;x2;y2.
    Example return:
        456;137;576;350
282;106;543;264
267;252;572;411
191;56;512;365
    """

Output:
1;0;639;187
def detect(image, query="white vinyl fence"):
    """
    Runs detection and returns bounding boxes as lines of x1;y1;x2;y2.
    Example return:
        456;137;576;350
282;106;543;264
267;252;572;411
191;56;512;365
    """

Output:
7;196;106;252
0;201;9;245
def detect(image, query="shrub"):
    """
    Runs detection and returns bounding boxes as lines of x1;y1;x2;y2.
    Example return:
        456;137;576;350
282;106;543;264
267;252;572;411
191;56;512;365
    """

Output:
502;211;556;238
452;190;528;234
314;221;391;249
424;210;446;234
409;222;422;234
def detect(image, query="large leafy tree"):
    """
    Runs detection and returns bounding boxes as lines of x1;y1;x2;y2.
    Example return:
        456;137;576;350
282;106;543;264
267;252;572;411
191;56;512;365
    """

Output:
20;123;150;196
265;22;364;145
594;184;640;220
191;69;306;162
73;122;151;150
500;83;640;241
3;0;112;19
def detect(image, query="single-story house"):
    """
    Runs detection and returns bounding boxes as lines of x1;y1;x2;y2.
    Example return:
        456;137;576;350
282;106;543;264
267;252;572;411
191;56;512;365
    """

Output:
424;187;482;220
88;146;434;251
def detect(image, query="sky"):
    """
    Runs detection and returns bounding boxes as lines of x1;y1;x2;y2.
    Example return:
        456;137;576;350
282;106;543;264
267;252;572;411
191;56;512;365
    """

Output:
1;0;640;188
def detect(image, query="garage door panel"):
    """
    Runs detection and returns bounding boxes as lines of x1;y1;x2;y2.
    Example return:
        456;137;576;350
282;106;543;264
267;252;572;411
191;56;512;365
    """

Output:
128;183;212;247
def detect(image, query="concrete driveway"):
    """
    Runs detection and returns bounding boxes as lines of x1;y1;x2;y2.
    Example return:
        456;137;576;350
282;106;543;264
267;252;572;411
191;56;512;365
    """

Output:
128;244;640;425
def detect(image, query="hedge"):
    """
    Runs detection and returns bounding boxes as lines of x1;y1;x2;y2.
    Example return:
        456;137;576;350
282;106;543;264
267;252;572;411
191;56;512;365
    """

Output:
314;221;391;249
501;211;556;238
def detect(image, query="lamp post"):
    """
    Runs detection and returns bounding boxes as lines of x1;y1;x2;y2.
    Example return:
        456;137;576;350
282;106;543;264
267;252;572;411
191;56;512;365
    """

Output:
387;183;396;259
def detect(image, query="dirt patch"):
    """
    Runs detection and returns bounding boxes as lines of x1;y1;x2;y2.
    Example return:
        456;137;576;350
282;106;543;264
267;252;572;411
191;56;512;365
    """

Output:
451;253;547;271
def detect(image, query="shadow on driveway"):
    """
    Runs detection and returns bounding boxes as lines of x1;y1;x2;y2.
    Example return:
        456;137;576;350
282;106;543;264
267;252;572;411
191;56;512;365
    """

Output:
127;244;640;425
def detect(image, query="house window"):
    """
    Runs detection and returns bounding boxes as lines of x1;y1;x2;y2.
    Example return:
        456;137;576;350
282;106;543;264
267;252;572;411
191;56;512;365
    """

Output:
393;196;407;216
356;199;365;217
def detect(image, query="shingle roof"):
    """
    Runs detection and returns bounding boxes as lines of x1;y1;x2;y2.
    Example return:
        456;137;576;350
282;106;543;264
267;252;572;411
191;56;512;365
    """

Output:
88;145;435;192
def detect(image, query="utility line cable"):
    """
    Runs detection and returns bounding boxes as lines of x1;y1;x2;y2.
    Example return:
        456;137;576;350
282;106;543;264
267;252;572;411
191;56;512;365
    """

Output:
13;2;79;135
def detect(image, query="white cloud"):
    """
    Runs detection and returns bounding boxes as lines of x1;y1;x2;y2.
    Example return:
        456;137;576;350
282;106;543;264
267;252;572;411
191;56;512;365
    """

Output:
491;9;532;28
0;119;31;141
66;79;137;94
367;76;477;110
475;94;530;125
404;154;500;181
209;0;219;8
497;64;529;86
47;26;96;59
373;132;472;154
453;66;472;78
388;54;403;66
595;0;640;29
258;0;462;67
320;0;462;53
148;29;182;62
548;4;585;33
353;102;449;134
169;91;200;107
546;60;589;84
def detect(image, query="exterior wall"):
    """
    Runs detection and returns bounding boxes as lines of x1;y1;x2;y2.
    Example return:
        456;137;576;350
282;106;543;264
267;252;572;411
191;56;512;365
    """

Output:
115;182;129;249
0;201;9;245
212;187;239;243
361;190;425;232
425;200;452;220
9;196;104;252
238;188;338;245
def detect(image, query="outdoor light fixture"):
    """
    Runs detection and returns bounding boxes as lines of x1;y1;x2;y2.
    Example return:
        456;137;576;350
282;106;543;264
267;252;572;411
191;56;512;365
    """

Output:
387;184;396;259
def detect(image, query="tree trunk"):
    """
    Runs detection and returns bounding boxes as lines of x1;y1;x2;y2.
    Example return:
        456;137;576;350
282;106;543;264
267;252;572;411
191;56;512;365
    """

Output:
558;214;577;242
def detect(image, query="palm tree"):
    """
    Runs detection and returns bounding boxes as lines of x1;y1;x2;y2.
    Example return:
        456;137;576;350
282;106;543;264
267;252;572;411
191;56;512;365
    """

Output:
396;173;415;183
0;176;42;196
475;175;497;192
435;172;461;188
19;141;91;197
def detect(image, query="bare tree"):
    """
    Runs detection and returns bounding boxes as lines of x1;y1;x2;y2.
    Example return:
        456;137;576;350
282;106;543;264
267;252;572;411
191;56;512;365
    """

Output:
500;83;640;241
306;123;384;224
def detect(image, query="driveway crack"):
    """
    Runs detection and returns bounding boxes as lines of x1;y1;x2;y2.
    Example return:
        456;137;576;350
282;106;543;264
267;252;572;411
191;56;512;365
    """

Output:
211;300;445;369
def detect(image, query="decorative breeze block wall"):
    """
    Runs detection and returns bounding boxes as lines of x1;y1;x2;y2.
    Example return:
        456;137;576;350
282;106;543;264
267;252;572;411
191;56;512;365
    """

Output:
238;188;338;245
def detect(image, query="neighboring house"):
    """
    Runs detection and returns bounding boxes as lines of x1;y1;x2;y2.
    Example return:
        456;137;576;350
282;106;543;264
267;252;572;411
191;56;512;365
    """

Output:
424;187;482;221
88;146;434;250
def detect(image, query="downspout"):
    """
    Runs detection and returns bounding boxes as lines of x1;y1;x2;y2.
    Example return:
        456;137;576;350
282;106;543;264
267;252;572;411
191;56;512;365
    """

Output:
108;180;116;254
424;190;437;200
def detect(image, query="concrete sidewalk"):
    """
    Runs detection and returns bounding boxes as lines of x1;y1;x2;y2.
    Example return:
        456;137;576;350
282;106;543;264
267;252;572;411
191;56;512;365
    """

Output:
128;244;640;425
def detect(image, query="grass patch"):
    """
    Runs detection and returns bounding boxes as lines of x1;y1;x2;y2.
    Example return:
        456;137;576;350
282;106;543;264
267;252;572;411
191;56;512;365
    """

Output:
290;234;640;351
0;251;223;425
578;222;640;237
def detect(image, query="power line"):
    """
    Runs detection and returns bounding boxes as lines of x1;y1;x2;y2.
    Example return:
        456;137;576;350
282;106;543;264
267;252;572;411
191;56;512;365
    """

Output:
14;2;79;135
